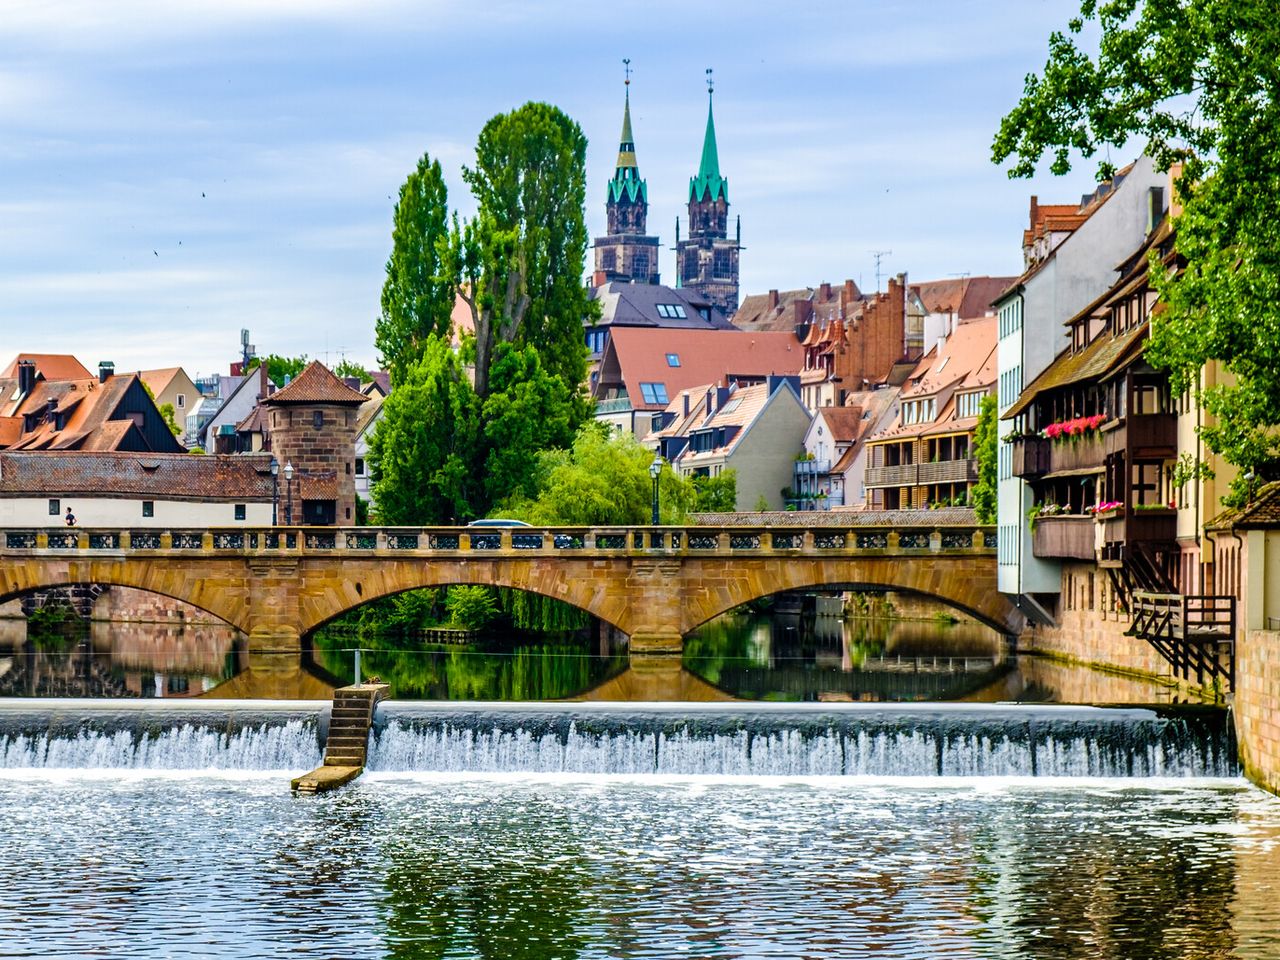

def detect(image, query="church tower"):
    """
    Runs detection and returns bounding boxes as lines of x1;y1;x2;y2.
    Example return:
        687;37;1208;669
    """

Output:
593;62;660;285
676;69;741;315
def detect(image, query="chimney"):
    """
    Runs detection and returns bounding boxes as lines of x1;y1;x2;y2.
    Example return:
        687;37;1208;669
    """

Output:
1146;185;1165;234
683;392;690;417
842;279;856;307
819;282;832;303
767;289;779;310
591;270;608;287
46;397;57;422
343;376;361;390
16;360;35;396
98;361;114;383
705;388;714;418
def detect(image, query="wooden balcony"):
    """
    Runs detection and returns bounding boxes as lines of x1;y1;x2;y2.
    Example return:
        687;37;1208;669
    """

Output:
1031;515;1096;560
1099;508;1177;564
1046;432;1106;475
1125;413;1178;458
866;459;976;487
1010;437;1049;478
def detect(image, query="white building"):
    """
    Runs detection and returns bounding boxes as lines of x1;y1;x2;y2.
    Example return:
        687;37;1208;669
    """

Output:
0;451;275;527
995;156;1168;620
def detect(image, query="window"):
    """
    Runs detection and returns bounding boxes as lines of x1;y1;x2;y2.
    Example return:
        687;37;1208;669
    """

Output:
666;353;681;367
713;248;732;278
142;501;154;518
355;457;365;476
234;504;247;521
312;411;324;429
632;252;650;279
639;382;669;405
176;393;185;409
655;304;688;320
600;249;616;272
956;391;984;419
48;498;59;515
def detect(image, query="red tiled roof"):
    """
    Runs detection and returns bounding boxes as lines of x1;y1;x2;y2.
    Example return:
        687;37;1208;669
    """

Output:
264;360;366;406
0;451;274;500
1;354;92;381
138;367;183;397
816;406;865;444
600;327;802;410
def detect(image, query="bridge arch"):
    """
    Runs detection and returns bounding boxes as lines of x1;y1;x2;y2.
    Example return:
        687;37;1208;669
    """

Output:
678;556;1017;638
0;558;242;630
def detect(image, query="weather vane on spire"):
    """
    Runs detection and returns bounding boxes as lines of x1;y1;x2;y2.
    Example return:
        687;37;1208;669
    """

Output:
623;58;631;86
706;67;714;95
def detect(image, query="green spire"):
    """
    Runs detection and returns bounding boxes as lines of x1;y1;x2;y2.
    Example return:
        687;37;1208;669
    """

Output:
689;86;728;204
607;84;646;205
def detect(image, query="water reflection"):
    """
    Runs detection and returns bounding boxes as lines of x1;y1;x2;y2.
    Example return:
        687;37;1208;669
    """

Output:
0;616;237;698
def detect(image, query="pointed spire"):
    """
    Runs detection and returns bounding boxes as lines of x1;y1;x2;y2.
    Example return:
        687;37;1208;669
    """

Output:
689;68;728;204
608;60;645;205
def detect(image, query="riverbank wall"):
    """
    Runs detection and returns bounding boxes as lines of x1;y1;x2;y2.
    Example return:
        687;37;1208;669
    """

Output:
1236;629;1280;795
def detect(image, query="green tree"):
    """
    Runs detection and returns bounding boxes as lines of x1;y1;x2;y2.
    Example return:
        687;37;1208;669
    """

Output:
480;343;577;506
449;102;596;404
333;359;369;382
972;393;998;524
377;152;454;385
993;0;1280;502
500;424;693;525
247;354;308;388
368;335;482;524
692;470;738;513
158;401;182;437
444;585;500;631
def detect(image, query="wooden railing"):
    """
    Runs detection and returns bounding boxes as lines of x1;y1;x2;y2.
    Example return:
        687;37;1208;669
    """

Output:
1128;591;1236;686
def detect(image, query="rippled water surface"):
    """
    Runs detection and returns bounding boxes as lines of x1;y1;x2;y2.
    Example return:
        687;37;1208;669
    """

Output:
3;772;1280;958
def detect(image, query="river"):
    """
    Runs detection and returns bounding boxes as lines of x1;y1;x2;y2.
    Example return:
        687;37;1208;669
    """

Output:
1;606;1278;957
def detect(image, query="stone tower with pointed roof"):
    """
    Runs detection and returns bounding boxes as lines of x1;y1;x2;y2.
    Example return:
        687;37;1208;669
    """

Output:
263;360;366;525
593;70;661;285
676;71;741;317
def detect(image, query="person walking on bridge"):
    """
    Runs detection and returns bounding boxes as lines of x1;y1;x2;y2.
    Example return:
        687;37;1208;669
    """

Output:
64;507;76;527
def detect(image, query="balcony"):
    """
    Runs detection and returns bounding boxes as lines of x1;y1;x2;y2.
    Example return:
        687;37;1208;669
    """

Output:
1011;437;1049;478
918;459;978;484
865;463;918;487
1099;508;1177;563
793;459;832;477
1125;413;1177;457
1032;515;1096;560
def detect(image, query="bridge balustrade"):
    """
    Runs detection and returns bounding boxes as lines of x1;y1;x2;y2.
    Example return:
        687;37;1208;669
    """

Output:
0;523;996;558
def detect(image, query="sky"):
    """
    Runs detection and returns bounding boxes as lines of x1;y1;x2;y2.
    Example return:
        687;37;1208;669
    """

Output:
0;0;1119;378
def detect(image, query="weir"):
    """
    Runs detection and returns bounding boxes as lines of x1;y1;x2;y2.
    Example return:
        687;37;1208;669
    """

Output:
0;700;1238;780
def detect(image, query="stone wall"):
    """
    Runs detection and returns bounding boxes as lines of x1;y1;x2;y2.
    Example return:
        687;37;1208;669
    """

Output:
1236;629;1280;796
92;586;224;625
268;401;358;523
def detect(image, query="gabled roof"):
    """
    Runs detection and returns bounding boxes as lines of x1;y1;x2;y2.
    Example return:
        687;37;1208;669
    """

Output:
815;406;865;444
597;327;803;410
733;288;814;332
676;379;809;463
2;375;155;451
1207;482;1280;530
1;354;92;381
912;276;1016;319
138;367;184;397
1001;322;1147;420
356;393;384;438
0;450;274;500
589;281;735;330
264;360;366;406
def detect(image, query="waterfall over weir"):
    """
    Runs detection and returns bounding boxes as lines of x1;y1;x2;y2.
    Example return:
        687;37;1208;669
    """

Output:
0;700;1238;778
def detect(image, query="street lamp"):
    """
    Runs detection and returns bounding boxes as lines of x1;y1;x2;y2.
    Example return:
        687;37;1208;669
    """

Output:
270;458;279;526
284;461;295;526
649;453;662;525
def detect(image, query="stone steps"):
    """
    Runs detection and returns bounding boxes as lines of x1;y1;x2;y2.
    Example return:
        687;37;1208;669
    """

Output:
291;683;388;794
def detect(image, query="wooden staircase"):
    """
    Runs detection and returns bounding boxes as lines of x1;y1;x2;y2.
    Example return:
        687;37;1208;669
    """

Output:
291;684;388;794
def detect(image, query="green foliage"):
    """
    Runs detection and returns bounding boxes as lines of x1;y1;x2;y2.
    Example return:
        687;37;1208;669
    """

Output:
187;446;205;455
691;469;738;513
449;102;597;404
445;585;500;630
480;343;576;506
993;0;1280;503
498;424;693;525
158;402;182;437
378;152;454;385
368;335;483;524
333;359;369;382
972;393;998;523
247;354;308;388
753;493;770;512
355;495;370;526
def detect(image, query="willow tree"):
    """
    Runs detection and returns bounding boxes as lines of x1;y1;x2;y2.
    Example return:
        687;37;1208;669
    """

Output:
377;152;454;386
993;0;1280;503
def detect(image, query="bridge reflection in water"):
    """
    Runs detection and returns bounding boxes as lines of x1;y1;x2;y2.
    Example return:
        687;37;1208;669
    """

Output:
0;603;1214;705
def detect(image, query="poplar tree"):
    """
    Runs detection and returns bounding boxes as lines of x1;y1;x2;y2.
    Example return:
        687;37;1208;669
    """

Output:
377;152;453;386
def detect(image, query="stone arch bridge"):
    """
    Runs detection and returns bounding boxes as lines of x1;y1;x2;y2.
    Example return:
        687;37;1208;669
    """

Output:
0;521;1020;659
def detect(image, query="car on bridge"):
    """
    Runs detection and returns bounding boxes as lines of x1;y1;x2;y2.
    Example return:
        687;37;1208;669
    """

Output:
466;518;577;550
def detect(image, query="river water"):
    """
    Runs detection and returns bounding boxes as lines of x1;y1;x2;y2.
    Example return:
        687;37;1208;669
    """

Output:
1;608;1279;956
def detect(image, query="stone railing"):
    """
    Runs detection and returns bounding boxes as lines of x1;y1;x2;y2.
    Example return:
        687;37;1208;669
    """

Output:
0;524;997;558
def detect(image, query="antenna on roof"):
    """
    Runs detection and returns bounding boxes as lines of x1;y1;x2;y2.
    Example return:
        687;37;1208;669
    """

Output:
870;250;893;293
